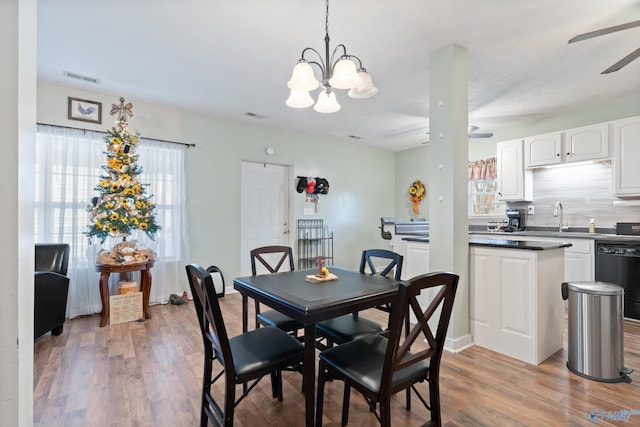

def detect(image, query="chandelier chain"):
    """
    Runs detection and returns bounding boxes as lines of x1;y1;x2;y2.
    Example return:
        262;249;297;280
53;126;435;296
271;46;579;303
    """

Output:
325;0;330;37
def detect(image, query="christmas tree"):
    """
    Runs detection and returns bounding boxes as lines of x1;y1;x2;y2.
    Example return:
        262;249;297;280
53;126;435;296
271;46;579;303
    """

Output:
87;97;161;245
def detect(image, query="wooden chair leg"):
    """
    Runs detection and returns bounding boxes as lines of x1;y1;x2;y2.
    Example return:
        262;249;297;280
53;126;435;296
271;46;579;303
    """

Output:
316;365;327;427
380;397;392;427
270;371;279;400
224;377;236;427
201;357;213;427
429;377;441;427
341;384;351;426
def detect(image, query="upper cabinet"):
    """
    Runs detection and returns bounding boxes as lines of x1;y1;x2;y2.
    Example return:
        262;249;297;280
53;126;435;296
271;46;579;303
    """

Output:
525;123;610;168
524;132;562;167
564;122;610;163
613;116;640;197
497;139;533;201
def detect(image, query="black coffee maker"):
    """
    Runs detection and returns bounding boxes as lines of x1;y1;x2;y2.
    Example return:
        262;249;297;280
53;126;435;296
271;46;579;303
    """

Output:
505;209;527;231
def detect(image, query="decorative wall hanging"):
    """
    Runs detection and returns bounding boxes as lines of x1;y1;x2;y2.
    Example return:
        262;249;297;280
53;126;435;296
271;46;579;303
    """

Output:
296;176;330;212
409;179;425;215
68;96;102;124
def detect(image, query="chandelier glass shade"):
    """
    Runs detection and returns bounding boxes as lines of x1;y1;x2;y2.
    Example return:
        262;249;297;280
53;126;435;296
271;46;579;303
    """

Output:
286;0;377;113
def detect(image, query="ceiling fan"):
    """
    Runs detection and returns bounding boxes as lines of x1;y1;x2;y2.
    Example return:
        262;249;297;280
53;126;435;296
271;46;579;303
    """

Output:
568;19;640;74
422;126;494;144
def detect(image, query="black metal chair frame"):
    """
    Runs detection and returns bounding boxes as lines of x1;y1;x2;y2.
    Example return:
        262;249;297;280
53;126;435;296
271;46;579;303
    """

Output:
316;271;460;427
250;245;303;336
186;263;304;427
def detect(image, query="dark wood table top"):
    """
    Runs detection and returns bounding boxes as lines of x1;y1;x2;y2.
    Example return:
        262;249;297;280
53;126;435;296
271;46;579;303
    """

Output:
233;266;401;324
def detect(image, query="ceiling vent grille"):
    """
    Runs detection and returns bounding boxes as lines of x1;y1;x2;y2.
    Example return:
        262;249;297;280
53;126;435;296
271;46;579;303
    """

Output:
63;71;100;84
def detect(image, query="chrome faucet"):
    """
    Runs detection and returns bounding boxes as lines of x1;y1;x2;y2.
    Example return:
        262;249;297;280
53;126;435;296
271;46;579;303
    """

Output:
553;201;564;232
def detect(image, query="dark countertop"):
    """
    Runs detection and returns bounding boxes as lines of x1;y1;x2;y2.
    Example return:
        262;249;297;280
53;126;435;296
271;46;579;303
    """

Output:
468;237;571;250
402;236;572;250
468;230;640;242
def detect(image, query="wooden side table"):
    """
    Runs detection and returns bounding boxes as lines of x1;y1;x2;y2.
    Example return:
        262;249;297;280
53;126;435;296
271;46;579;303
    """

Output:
95;261;154;327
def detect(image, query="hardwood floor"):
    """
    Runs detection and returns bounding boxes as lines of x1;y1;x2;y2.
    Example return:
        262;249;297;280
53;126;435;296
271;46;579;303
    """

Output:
34;292;640;427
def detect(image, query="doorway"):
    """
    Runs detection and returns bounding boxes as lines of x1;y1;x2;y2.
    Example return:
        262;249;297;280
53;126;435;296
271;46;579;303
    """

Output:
240;161;291;276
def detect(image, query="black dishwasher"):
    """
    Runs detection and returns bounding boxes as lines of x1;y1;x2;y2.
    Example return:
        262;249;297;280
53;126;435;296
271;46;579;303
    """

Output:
595;240;640;321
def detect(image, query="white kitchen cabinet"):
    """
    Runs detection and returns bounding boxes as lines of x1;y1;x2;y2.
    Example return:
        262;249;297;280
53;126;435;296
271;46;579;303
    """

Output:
524;132;562;167
613;116;640;197
496;139;532;201
564;122;610;163
403;241;429;280
469;245;564;365
562;238;594;282
524;123;610;168
472;233;594;282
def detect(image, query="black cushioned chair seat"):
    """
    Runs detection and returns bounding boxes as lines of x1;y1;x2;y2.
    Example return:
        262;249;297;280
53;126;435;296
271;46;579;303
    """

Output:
316;315;384;343
228;326;304;379
320;334;429;393
256;310;304;333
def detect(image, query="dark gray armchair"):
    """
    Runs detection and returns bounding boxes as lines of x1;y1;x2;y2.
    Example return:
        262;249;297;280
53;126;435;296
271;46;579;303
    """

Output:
35;243;70;338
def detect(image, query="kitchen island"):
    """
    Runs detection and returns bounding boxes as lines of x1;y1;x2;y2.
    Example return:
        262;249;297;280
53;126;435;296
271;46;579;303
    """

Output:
400;235;570;365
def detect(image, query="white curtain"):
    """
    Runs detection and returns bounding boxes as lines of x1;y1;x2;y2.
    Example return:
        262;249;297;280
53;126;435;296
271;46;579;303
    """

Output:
35;124;190;318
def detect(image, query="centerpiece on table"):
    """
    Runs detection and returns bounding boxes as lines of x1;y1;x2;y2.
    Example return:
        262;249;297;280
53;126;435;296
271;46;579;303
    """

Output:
87;97;160;265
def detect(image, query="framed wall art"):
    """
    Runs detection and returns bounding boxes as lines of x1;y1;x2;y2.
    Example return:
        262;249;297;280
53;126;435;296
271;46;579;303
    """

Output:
67;97;102;124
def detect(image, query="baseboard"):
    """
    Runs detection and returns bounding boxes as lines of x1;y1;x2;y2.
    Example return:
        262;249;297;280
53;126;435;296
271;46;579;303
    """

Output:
444;333;473;353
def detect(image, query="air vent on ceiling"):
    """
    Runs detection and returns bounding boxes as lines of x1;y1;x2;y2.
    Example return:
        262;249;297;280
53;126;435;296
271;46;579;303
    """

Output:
245;112;266;119
63;70;100;84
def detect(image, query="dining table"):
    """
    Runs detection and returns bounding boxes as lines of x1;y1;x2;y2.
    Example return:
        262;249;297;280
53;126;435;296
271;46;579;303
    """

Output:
233;266;401;427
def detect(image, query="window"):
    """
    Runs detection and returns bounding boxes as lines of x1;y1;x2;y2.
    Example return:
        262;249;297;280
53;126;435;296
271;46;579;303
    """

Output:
469;178;505;216
468;157;505;217
35;124;190;317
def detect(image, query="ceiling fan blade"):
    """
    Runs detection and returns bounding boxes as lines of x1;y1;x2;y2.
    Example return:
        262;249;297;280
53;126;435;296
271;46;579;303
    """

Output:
601;47;640;74
469;132;494;138
568;19;640;43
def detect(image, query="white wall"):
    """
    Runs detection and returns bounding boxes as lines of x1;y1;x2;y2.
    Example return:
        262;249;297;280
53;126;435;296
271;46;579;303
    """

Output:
2;0;36;425
183;111;396;279
37;81;182;141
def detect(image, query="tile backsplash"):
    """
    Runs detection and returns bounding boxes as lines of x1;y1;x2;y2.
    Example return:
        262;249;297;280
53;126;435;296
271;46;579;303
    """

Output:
506;162;639;229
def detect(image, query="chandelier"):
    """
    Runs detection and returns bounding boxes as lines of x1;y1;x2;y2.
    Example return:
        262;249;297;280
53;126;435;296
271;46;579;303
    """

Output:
286;0;378;113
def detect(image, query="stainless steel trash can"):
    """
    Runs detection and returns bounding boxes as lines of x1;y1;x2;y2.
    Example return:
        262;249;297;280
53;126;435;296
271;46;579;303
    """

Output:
561;281;632;383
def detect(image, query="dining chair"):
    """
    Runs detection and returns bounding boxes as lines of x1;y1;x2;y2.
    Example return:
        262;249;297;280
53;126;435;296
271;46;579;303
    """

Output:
315;249;404;347
315;271;460;427
250;245;304;336
185;263;304;427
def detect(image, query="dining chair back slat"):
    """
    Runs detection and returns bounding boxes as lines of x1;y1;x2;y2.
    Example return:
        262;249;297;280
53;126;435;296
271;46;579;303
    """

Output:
249;246;302;336
316;271;460;427
186;263;304;427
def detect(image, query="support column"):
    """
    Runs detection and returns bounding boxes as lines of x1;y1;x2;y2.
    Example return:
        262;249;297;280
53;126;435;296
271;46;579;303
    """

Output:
0;0;36;425
427;43;471;350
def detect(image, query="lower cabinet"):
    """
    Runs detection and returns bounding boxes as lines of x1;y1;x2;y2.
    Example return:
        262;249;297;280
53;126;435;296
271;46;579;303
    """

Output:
403;241;429;280
472;234;594;282
469;245;564;365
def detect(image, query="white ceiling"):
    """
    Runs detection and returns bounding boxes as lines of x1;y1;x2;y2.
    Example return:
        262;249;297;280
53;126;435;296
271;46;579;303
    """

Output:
37;0;640;151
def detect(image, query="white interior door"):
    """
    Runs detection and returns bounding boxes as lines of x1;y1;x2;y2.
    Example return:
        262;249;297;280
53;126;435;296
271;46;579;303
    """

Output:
240;161;290;276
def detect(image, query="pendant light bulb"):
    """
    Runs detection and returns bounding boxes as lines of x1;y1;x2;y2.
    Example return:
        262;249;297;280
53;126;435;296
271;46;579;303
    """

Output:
314;90;341;113
347;69;378;99
286;89;314;108
329;57;361;89
287;60;320;91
